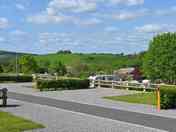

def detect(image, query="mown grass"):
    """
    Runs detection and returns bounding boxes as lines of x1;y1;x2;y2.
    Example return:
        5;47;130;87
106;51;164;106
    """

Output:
0;111;44;132
104;92;157;106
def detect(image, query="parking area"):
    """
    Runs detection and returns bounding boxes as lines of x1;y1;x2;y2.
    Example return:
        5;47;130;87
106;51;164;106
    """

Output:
1;83;176;119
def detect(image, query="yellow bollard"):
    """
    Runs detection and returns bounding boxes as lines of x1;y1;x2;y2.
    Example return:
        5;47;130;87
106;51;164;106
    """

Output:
156;86;161;111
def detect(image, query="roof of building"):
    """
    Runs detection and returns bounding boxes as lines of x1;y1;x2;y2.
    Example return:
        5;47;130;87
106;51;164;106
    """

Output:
116;67;135;74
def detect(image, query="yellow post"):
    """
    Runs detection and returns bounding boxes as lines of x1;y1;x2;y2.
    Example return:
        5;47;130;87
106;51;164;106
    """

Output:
156;86;161;111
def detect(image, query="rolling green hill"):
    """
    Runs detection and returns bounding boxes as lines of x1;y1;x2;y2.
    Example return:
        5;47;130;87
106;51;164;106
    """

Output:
0;50;144;76
34;53;144;74
0;50;35;64
0;50;18;64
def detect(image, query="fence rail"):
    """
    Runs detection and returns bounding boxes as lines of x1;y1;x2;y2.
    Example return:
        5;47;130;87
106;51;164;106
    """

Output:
91;80;167;91
33;74;57;80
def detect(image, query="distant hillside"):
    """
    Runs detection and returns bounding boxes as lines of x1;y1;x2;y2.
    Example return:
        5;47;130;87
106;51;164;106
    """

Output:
0;50;35;64
0;50;144;75
34;52;144;73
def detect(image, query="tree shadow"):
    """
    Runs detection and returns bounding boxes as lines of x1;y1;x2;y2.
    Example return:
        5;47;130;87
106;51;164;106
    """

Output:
0;104;21;108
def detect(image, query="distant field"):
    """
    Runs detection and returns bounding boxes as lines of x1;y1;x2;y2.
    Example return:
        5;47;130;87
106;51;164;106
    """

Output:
34;53;142;72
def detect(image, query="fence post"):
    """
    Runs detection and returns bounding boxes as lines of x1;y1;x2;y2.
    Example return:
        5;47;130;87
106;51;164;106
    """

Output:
143;87;146;92
143;83;147;92
98;80;101;88
126;82;129;90
112;81;114;89
2;88;8;106
156;86;161;111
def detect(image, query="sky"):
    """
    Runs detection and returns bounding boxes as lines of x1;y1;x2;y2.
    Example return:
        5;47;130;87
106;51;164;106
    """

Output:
0;0;176;54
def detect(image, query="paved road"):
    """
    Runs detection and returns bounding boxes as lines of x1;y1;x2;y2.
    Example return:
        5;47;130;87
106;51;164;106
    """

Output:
8;92;176;132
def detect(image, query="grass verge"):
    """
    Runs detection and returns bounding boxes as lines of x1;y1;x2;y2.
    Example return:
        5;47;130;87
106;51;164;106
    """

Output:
104;92;157;106
0;111;44;132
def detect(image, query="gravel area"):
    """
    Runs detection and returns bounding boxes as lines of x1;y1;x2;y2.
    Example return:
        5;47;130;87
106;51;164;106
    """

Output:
1;83;176;119
0;99;167;132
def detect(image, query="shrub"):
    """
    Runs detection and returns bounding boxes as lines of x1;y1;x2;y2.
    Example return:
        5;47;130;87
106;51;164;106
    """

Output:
160;86;176;109
36;77;90;91
0;75;33;82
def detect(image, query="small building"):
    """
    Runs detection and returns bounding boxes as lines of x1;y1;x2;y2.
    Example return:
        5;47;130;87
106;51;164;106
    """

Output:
114;67;142;81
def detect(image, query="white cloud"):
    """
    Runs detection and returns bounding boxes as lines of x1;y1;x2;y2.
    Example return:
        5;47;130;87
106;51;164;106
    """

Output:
27;10;101;26
104;26;119;32
110;0;144;6
0;17;9;29
155;6;176;16
136;24;162;33
136;24;176;33
75;18;102;26
112;9;148;21
10;30;28;36
27;0;145;25
0;37;5;42
16;4;25;10
37;30;151;54
48;0;97;13
113;12;141;20
27;14;66;24
46;0;144;14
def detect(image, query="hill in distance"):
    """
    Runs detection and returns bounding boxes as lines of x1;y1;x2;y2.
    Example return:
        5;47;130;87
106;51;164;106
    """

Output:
0;50;36;64
0;50;144;73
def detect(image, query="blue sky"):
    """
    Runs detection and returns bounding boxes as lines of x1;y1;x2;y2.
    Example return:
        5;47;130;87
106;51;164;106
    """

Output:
0;0;176;54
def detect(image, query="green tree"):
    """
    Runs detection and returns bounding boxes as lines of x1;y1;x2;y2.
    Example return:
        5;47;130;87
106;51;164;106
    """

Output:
2;60;16;73
0;65;3;73
69;60;90;77
19;55;38;74
37;60;50;73
51;61;67;76
143;32;176;84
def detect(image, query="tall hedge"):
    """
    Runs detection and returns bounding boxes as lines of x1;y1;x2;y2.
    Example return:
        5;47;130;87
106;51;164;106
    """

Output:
160;86;176;109
36;78;89;91
0;75;33;82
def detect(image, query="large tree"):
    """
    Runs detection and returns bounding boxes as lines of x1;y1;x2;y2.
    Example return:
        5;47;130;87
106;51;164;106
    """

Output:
51;61;67;76
143;32;176;84
19;55;38;74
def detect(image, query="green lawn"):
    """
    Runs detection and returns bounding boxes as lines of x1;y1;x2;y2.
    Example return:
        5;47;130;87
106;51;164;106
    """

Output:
104;92;157;106
0;111;44;132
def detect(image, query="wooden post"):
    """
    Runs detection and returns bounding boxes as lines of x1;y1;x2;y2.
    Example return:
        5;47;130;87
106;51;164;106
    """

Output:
112;81;114;89
156;86;161;111
98;80;101;88
126;82;129;90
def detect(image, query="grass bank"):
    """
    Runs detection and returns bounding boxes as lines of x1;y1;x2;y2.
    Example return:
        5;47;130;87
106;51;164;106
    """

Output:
104;92;156;106
0;111;44;132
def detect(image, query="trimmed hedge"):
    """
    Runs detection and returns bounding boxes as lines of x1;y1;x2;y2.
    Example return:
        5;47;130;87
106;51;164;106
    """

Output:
160;86;176;109
0;75;33;82
36;78;90;91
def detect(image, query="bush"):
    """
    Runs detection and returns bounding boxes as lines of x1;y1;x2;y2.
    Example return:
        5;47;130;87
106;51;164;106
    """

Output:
160;86;176;109
36;77;90;91
0;75;33;82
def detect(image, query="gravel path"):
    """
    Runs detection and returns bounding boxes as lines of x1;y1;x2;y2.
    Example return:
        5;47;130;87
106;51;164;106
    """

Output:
0;99;167;132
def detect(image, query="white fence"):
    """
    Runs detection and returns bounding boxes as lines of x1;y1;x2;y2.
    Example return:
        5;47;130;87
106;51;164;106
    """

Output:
91;80;167;91
33;74;57;80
